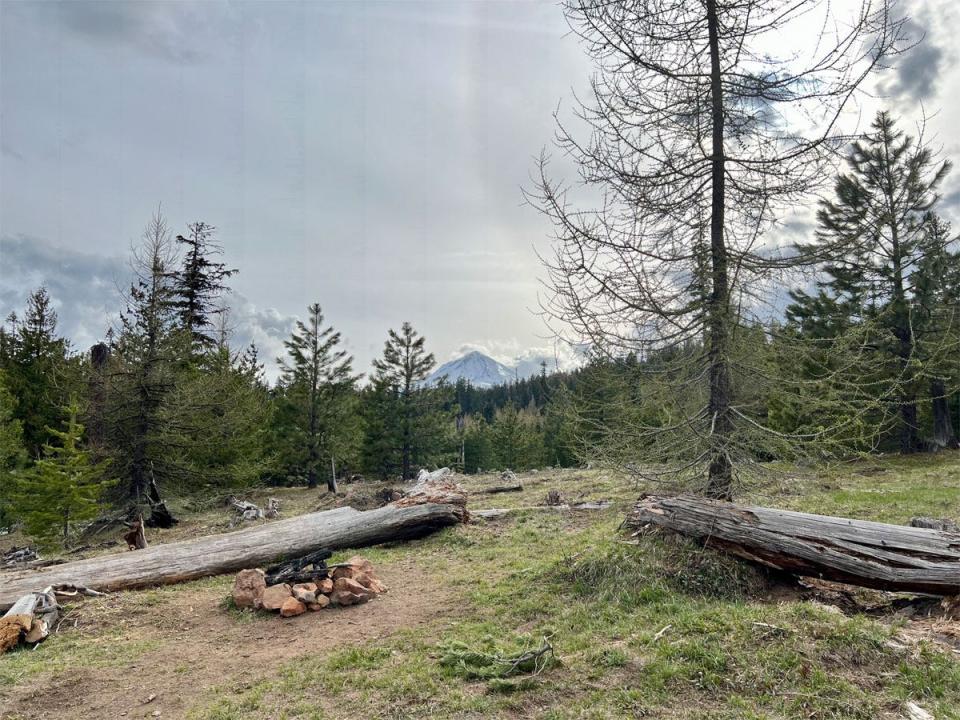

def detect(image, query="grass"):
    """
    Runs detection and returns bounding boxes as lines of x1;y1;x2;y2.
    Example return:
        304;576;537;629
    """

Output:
3;455;960;719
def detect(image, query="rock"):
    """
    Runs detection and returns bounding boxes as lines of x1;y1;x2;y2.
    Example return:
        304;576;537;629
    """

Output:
317;577;334;594
346;555;375;575
261;583;292;611
352;572;386;593
292;583;319;604
232;569;267;609
292;587;317;604
280;597;307;617
307;595;331;611
500;469;517;482
334;577;371;597
330;590;368;606
331;566;356;581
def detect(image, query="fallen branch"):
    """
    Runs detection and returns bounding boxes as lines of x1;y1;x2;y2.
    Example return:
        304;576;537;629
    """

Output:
474;501;612;519
480;484;524;495
627;495;960;596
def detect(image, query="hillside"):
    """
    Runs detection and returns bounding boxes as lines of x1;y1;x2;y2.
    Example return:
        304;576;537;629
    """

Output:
2;455;959;719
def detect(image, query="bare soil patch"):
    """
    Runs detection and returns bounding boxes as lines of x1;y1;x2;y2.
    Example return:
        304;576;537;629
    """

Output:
0;557;457;720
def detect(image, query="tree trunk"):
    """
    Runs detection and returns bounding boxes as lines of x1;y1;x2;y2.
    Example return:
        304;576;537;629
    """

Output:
899;395;922;454
328;455;338;494
627;495;960;596
930;378;957;449
705;0;732;500
0;502;463;611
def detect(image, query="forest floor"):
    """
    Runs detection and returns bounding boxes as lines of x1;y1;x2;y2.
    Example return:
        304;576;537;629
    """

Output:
1;454;960;719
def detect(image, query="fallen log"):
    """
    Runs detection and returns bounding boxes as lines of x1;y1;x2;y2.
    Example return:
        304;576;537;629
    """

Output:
0;502;462;611
480;484;524;495
627;495;960;596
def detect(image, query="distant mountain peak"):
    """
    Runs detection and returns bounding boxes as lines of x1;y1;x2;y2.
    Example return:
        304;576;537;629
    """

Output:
426;349;568;388
427;350;514;388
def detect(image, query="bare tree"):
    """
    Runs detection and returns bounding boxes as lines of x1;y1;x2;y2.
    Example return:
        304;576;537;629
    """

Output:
531;0;905;498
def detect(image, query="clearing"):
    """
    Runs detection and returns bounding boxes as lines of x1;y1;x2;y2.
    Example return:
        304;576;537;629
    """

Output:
2;456;960;719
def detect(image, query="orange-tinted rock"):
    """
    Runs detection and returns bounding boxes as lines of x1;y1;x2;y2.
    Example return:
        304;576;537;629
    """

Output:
331;566;356;580
261;583;292;611
330;590;368;606
317;577;334;594
232;569;267;609
346;555;375;575
307;595;331;611
333;577;370;597
280;597;307;617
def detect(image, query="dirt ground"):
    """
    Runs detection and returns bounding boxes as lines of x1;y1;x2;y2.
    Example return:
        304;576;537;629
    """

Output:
0;558;457;720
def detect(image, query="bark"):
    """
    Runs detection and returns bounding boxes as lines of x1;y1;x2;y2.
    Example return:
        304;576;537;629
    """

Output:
328;455;338;494
627;495;960;596
0;589;58;653
705;0;733;500
0;593;39;653
930;378;957;449
145;477;177;528
0;502;463;611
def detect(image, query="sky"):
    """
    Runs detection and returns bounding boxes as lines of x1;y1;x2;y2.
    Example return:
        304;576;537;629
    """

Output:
1;0;959;381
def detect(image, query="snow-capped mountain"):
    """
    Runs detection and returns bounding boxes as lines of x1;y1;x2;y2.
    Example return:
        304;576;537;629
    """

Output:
427;350;572;388
427;351;516;388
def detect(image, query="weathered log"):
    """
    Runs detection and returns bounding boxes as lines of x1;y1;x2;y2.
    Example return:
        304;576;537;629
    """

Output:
0;593;39;652
481;484;524;494
0;502;462;611
0;588;59;653
627;495;960;596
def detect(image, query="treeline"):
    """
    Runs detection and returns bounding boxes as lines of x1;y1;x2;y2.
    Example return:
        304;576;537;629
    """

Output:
0;217;587;546
1;112;958;547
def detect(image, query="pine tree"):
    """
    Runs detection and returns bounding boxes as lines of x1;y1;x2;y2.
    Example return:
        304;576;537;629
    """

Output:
370;323;450;480
4;288;72;458
170;222;237;356
278;304;360;491
0;370;25;529
14;399;110;548
794;111;953;453
168;341;274;488
107;212;184;520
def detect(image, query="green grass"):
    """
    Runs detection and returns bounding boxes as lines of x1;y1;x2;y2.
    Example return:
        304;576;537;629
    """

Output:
5;458;960;719
190;508;960;719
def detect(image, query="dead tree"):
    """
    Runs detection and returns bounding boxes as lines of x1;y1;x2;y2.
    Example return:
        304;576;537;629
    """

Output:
530;0;905;498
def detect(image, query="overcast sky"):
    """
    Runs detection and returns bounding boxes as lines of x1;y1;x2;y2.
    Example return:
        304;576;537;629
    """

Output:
1;0;958;381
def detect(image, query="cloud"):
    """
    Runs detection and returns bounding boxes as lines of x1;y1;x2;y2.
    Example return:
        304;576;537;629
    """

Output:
878;7;951;103
0;234;125;350
0;234;300;381
13;1;239;64
226;298;299;382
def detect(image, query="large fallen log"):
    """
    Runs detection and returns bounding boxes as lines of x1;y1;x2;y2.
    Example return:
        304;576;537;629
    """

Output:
0;502;462;611
627;495;960;596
